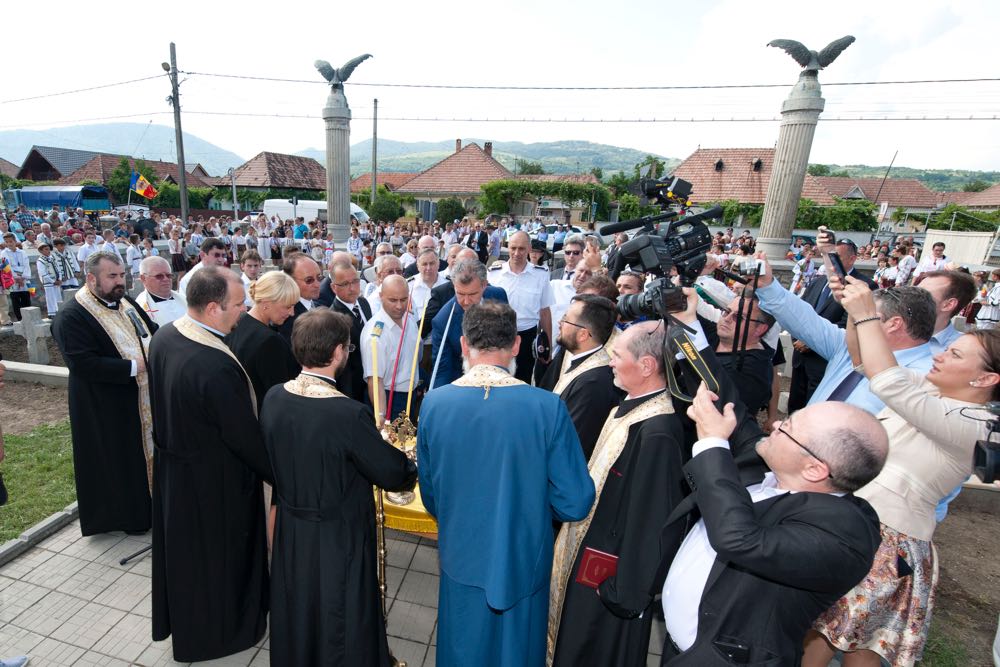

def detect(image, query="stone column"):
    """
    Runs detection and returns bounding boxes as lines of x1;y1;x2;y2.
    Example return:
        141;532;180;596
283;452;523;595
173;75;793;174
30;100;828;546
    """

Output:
755;71;825;260
323;87;353;244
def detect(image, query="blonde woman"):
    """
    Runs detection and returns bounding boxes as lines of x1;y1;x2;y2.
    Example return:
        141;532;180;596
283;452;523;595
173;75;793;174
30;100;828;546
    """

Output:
803;276;1000;667
225;271;301;409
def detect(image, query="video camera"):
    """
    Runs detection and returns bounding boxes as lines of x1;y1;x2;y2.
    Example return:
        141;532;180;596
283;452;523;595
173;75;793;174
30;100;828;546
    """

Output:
974;402;1000;484
601;174;721;320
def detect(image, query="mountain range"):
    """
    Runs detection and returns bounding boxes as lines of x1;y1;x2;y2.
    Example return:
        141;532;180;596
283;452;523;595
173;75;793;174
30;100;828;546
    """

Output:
1;124;995;193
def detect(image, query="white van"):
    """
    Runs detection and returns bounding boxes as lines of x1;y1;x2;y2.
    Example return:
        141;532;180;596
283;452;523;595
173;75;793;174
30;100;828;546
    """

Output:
262;199;369;225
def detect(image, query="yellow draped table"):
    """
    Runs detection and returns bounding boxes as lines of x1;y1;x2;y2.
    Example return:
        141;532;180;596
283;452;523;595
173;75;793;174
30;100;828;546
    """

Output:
375;481;438;538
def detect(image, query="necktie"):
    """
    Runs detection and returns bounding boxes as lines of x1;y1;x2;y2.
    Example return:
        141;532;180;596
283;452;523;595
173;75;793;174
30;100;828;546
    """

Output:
815;285;832;311
352;304;363;322
827;370;863;402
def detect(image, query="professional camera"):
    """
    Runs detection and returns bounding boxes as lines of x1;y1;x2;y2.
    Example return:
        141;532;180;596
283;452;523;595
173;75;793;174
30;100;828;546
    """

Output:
603;174;721;320
973;402;1000;483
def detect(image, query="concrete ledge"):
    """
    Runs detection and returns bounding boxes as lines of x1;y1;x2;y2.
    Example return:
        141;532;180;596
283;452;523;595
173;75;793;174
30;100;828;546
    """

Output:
0;502;79;567
3;360;69;388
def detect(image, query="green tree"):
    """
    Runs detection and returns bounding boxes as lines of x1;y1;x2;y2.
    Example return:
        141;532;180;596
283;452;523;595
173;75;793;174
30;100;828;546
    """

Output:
817;197;877;231
962;179;991;193
107;157;156;204
436;197;466;224
478;179;612;220
617;193;642;222
891;206;908;223
590;167;604;181
605;171;634;198
515;159;545;175
368;193;405;223
807;164;831;177
635;155;666;179
926;204;1000;232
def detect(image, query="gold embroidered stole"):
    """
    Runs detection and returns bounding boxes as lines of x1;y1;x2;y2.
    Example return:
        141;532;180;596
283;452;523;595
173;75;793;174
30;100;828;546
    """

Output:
74;286;155;489
283;373;346;399
451;363;524;398
173;315;259;416
551;347;611;396
546;391;674;664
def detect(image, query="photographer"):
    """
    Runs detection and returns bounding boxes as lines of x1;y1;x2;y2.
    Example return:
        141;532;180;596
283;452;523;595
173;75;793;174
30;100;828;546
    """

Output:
802;276;1000;667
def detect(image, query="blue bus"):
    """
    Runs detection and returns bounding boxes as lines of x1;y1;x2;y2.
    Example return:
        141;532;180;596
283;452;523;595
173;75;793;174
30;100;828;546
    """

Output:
2;185;112;214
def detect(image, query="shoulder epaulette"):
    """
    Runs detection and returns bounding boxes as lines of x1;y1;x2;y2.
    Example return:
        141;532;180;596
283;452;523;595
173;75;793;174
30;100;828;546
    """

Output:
406;275;417;283
531;264;548;271
488;263;502;271
371;321;384;338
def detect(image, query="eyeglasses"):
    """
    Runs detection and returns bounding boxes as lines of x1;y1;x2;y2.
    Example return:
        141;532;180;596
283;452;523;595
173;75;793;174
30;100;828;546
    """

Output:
301;276;323;285
560;318;589;333
721;308;770;326
345;343;357;353
146;273;172;281
563;250;582;256
775;421;833;480
382;268;404;275
876;287;911;320
334;278;361;287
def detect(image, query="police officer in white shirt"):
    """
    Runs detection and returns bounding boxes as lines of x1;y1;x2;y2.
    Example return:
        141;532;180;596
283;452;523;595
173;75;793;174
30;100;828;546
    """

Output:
487;231;554;383
360;275;421;425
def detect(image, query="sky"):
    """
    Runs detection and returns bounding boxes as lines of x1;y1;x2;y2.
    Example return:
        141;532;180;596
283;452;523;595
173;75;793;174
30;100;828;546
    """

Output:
3;0;998;171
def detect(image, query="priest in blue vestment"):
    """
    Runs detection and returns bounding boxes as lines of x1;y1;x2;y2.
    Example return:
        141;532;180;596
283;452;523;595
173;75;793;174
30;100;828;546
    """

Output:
417;301;595;667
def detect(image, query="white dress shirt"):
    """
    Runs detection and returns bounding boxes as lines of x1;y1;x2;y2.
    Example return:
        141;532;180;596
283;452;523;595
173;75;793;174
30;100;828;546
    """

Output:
487;261;554;331
360;308;421;391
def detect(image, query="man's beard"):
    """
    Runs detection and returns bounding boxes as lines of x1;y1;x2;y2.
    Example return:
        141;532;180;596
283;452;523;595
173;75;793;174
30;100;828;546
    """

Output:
462;358;517;376
95;284;125;303
556;331;577;354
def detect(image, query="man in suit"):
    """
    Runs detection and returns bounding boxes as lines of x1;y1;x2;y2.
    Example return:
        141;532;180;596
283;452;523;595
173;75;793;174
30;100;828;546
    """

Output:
326;261;372;403
466;222;490;264
403;235;447;278
549;234;586;281
660;378;886;665
317;251;366;307
419;247;480;338
277;253;323;342
788;238;876;411
428;259;508;389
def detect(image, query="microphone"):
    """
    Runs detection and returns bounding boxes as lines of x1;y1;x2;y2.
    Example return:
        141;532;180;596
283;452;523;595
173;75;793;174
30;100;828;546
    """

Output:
600;210;678;236
127;309;149;338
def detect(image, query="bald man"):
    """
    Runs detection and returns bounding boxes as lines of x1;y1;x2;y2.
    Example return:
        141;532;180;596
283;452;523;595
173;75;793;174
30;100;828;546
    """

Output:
360;274;421;424
657;289;887;666
403;235;448;278
317;251;368;307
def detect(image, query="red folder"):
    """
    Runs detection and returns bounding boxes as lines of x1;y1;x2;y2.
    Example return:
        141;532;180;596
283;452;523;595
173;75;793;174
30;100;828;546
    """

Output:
575;547;618;589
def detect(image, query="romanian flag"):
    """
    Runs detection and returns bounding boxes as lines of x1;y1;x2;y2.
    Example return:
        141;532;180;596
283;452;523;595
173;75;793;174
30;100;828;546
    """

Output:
130;171;158;199
0;256;13;290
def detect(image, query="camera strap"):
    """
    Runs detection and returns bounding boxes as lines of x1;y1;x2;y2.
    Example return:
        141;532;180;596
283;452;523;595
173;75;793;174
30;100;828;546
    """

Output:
663;321;719;403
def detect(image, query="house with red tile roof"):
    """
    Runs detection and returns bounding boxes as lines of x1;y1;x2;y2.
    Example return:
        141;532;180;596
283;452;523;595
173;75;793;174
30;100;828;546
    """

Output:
57;154;216;189
395;140;513;220
811;176;940;211
220;151;327;190
349;172;419;193
0;157;19;179
959;182;1000;211
672;148;836;206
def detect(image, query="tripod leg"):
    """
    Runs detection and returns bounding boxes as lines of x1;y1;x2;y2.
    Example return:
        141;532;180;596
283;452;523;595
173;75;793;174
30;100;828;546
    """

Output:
118;544;152;566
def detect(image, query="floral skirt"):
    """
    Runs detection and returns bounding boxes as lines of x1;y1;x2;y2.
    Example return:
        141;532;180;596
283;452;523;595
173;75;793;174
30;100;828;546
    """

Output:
813;523;938;666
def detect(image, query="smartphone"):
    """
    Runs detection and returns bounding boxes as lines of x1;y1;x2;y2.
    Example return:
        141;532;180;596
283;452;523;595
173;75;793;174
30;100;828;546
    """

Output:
826;251;847;281
817;226;836;246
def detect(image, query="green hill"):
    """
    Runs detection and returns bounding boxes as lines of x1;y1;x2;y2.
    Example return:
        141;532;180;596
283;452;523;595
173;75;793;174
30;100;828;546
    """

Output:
812;164;1000;192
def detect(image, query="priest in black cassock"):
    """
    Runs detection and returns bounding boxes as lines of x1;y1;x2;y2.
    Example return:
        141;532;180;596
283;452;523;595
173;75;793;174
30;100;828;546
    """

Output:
540;294;624;459
51;251;157;536
148;267;274;663
260;308;417;666
547;320;688;667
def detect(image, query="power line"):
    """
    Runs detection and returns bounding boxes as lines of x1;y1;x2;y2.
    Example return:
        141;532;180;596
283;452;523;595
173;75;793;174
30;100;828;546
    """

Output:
182;70;1000;91
0;112;171;129
0;75;167;105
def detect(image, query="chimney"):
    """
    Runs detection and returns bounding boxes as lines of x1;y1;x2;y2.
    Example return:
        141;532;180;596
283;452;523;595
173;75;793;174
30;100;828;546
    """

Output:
484;141;493;157
455;139;462;153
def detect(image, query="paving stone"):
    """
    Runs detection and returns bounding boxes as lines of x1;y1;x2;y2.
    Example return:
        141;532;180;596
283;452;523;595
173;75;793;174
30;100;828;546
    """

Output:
101;537;153;571
132;591;153;617
136;638;191;666
37;524;80;553
0;546;54;580
386;565;406;600
20;552;88;589
250;648;270;665
19;509;75;545
0;539;30;567
386;599;437;643
388;636;428;666
408;544;439;575
60;561;125;602
0;580;50;623
61;532;126;562
93;571;150;611
89;611;151;663
21;636;86;665
423;643;436;667
0;623;44;658
9;591;85;636
192;645;260;666
386;528;422;544
386;539;417;569
0;574;15;592
396;570;439;609
74;650;132;666
130;550;154;576
45;598;125;649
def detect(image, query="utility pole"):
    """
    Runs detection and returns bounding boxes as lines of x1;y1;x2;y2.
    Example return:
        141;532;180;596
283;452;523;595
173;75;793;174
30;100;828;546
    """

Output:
163;43;189;225
228;168;239;222
370;98;378;207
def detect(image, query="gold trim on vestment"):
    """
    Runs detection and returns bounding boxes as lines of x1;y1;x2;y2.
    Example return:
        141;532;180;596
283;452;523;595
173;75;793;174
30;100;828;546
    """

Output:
74;286;154;490
551;346;611;396
173;315;259;416
546;391;674;665
283;374;346;399
451;364;524;398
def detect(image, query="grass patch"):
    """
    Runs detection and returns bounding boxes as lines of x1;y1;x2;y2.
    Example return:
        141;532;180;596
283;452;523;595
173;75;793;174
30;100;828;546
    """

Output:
921;623;971;667
0;420;75;542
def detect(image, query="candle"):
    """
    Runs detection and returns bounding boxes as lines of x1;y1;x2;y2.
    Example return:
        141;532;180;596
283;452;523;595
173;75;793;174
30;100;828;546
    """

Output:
405;303;428;419
370;337;380;425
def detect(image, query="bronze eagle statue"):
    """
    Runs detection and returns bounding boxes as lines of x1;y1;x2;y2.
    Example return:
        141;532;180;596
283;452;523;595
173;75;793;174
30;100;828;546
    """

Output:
767;36;855;71
315;54;373;88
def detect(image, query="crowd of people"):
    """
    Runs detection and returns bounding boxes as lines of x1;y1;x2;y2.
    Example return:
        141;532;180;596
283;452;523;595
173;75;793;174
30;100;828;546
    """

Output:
3;198;1000;666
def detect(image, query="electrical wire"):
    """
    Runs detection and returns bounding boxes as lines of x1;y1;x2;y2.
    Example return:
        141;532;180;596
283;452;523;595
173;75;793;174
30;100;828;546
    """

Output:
0;112;171;129
0;75;167;105
181;70;1000;91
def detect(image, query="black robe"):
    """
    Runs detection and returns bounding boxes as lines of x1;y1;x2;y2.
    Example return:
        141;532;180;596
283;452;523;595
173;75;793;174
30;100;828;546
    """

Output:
260;379;417;666
330;296;374;403
51;296;157;536
552;390;688;667
148;323;274;663
540;348;625;460
225;313;301;408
